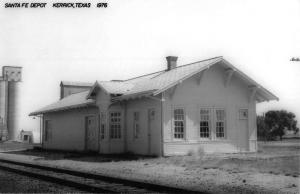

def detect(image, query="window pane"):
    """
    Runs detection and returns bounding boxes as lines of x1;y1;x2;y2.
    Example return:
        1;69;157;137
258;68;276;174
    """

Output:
216;109;225;138
200;109;210;138
101;124;105;139
239;109;248;119
216;109;225;121
110;112;121;139
174;109;184;139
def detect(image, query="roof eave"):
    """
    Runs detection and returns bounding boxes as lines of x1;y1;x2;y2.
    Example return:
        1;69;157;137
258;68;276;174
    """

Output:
29;101;96;116
86;81;100;99
112;90;156;102
153;57;223;96
221;58;279;102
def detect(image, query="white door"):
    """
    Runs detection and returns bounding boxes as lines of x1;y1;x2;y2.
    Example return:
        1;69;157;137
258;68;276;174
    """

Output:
237;109;249;151
85;116;98;151
147;108;156;155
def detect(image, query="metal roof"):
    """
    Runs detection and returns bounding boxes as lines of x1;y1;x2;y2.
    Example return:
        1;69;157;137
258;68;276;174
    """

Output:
60;81;93;87
30;56;279;115
98;81;134;94
121;56;222;97
112;56;278;102
29;91;95;116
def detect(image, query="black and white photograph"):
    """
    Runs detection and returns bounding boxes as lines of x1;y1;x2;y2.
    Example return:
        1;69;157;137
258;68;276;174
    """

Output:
0;0;299;193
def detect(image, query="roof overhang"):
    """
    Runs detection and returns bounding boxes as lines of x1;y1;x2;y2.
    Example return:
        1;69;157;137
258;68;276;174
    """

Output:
112;90;156;102
152;57;223;96
29;101;96;116
152;58;278;102
111;57;278;103
220;58;279;102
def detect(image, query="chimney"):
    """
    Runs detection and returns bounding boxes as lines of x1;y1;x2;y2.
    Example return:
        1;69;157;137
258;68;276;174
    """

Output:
166;56;178;71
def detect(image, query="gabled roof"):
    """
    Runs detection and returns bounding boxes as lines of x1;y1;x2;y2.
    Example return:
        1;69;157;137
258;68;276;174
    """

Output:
122;56;222;98
30;56;279;116
110;56;279;102
87;57;223;99
98;81;134;94
29;91;95;116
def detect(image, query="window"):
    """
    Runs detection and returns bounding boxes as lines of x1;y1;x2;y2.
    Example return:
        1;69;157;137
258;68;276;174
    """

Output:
200;109;210;138
239;109;248;120
44;120;52;141
133;112;140;139
215;109;225;138
174;108;184;139
100;124;105;139
110;112;121;139
100;112;106;139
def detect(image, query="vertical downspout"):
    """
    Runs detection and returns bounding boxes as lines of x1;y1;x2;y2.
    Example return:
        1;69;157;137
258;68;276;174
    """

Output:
124;101;128;153
160;92;165;157
97;112;101;153
39;115;42;145
41;115;44;148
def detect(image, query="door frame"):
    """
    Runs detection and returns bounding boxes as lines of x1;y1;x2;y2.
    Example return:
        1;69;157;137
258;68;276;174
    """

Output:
237;107;249;151
147;108;156;155
84;114;98;152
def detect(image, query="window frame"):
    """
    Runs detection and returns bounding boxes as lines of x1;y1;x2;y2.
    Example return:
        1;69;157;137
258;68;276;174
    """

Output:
172;107;186;140
199;108;211;139
133;111;140;139
215;108;226;139
239;109;248;120
109;111;122;139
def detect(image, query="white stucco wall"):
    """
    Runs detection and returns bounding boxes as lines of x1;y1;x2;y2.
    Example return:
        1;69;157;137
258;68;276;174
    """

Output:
61;86;91;99
94;87;162;156
162;64;257;155
41;62;258;156
42;107;99;151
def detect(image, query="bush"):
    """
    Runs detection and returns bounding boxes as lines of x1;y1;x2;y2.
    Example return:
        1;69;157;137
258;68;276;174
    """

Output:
187;147;205;160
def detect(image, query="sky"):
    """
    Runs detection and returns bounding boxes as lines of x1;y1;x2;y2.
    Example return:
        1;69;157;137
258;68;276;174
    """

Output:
0;0;299;141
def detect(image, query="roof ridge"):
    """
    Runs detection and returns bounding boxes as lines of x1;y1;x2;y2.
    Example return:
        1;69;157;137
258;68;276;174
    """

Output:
61;81;94;86
123;56;223;81
98;80;133;85
149;56;223;79
123;70;166;82
172;56;223;70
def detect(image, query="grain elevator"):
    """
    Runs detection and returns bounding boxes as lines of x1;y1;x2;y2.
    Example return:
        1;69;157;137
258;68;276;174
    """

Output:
0;66;22;140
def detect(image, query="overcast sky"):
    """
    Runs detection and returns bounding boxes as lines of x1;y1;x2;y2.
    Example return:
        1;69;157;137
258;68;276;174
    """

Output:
0;0;299;140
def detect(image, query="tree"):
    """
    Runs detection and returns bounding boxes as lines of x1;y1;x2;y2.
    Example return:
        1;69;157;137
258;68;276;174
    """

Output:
257;115;268;141
264;110;299;140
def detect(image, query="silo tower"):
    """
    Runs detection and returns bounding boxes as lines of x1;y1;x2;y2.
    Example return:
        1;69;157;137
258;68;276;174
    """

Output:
0;66;22;140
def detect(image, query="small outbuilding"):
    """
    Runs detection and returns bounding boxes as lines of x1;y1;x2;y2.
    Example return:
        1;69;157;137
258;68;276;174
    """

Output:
20;130;33;143
30;56;278;156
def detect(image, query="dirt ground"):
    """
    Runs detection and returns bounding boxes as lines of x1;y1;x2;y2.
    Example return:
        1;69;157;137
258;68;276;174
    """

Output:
0;140;34;152
0;168;83;193
0;139;299;194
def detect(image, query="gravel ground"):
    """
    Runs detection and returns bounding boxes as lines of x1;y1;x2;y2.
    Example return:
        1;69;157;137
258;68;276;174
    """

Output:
0;140;299;194
0;152;298;194
0;168;84;193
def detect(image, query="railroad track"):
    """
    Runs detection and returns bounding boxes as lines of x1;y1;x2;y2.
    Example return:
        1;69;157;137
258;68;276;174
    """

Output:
0;158;204;193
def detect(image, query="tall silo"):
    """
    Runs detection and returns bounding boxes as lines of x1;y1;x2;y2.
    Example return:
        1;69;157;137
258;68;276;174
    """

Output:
0;80;7;139
2;66;22;140
7;81;21;140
